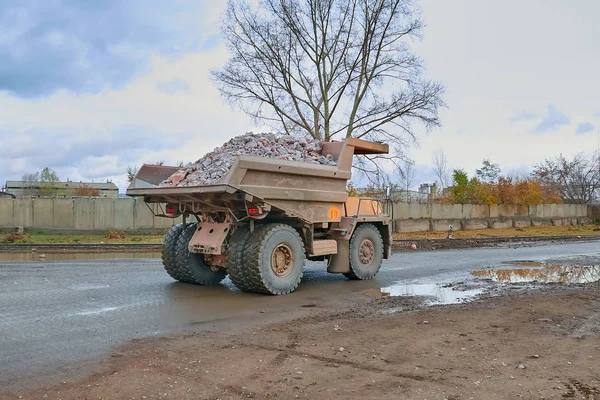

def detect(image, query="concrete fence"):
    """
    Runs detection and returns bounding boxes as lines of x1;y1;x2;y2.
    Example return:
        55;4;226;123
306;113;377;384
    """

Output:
590;205;600;220
0;197;594;234
393;202;591;232
0;197;182;233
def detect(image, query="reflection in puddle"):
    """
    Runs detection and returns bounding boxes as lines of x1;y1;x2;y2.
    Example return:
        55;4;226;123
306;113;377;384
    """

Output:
472;265;600;284
379;283;484;305
502;260;543;267
0;252;161;262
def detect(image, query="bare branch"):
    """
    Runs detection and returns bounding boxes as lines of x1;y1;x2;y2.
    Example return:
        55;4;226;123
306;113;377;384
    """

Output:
213;0;444;177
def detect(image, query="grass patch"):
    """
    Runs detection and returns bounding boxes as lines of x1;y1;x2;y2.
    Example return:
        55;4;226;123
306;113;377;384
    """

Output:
393;224;600;240
1;231;165;245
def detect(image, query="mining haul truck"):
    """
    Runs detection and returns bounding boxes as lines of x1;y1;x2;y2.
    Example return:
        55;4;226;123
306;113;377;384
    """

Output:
126;138;392;295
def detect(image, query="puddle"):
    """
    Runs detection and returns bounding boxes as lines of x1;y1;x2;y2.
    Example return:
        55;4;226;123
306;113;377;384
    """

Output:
502;260;544;267
472;265;600;284
378;283;484;305
0;252;161;262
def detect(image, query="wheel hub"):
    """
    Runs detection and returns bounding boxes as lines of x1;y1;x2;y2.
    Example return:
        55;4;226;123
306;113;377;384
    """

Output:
359;238;375;265
271;243;294;277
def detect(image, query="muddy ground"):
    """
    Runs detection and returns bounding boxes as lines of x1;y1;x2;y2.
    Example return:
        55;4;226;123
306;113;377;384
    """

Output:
6;282;598;400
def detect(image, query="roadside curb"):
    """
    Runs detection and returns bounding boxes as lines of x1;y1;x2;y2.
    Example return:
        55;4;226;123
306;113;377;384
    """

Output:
392;234;600;251
1;235;599;253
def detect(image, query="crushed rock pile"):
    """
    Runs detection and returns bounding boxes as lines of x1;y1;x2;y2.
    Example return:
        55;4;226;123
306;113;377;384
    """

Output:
160;133;336;187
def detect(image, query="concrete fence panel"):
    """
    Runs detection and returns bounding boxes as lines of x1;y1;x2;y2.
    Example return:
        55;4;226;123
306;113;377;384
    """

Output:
0;198;13;227
114;198;135;230
54;199;74;229
33;199;54;228
397;219;430;232
497;205;514;218
394;202;409;219
133;200;155;229
13;198;33;228
564;204;574;218
406;203;430;219
94;198;115;229
461;204;472;219
471;205;489;219
516;205;530;217
74;198;95;230
489;204;499;218
432;204;462;219
431;219;461;232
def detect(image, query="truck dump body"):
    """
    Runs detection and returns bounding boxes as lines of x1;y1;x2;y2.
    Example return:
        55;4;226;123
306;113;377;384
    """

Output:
127;138;388;224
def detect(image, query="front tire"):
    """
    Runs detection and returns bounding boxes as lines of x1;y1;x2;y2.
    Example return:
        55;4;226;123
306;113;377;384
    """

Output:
174;224;228;285
244;224;305;295
344;223;384;280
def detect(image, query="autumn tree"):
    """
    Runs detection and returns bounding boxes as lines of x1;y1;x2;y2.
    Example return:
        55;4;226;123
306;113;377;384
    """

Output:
532;152;600;204
214;0;444;175
443;170;560;205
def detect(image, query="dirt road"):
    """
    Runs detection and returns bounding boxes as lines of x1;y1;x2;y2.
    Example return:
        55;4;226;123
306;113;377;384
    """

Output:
10;285;600;400
1;243;599;399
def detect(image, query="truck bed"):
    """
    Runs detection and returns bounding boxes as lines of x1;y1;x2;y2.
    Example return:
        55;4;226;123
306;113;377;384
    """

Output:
126;138;388;223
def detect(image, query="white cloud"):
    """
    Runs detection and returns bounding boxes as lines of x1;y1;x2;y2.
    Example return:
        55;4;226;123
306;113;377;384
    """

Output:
2;0;600;192
0;46;257;190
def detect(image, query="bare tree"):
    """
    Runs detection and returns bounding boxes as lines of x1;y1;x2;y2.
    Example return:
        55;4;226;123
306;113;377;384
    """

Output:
431;147;450;190
504;166;531;182
214;0;444;167
397;159;416;202
22;172;40;196
532;151;600;204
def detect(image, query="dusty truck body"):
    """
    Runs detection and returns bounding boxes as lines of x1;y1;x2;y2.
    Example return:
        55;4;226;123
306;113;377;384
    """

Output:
126;138;392;295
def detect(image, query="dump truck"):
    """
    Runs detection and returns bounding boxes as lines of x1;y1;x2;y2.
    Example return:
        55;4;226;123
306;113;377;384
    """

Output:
126;138;392;295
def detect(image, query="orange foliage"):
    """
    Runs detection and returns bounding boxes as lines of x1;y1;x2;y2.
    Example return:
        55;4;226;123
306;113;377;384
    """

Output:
106;231;126;239
441;177;561;205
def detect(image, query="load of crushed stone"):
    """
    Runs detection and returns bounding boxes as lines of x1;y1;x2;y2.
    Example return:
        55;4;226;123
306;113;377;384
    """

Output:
159;132;336;187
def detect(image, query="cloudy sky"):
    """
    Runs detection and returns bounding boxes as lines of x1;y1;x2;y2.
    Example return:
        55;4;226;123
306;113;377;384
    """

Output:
1;0;599;191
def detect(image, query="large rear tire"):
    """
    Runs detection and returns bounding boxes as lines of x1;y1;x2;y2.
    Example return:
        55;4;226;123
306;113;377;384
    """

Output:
174;224;228;285
226;225;252;292
161;223;190;281
244;224;305;295
344;223;383;280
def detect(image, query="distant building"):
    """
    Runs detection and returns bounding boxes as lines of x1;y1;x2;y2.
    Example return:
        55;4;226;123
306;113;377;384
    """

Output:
4;181;119;198
418;182;437;197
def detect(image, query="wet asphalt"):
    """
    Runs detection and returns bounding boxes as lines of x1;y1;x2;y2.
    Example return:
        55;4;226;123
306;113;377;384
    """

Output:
1;241;599;389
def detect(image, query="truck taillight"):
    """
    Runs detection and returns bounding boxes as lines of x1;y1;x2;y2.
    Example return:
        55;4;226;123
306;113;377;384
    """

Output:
247;207;259;215
166;206;176;215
